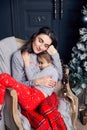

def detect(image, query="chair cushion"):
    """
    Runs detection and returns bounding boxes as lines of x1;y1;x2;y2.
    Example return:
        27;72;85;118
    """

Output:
0;108;5;130
0;36;18;74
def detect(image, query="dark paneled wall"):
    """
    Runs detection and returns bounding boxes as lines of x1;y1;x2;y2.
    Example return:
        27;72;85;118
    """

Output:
0;0;86;63
0;0;13;39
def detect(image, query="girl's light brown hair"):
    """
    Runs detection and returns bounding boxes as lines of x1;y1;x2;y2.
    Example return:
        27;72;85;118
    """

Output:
37;51;53;63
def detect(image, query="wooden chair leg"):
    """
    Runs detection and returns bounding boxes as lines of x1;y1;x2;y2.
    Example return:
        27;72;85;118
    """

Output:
3;88;23;130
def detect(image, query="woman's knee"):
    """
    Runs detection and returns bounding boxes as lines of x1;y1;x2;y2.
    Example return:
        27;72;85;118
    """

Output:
0;73;11;78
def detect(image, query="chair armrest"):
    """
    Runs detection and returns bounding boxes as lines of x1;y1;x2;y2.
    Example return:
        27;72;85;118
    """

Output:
3;88;24;130
61;65;78;130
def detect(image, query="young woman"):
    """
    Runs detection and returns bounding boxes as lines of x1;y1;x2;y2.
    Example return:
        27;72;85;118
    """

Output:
0;27;66;130
12;26;62;87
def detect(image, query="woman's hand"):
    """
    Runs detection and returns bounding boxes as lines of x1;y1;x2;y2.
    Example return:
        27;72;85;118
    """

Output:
22;51;30;67
47;45;57;55
34;76;56;88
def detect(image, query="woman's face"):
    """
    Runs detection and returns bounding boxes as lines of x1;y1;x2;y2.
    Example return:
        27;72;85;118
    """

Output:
32;34;52;54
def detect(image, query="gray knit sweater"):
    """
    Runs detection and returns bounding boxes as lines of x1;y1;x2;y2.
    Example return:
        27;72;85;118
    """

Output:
12;50;62;96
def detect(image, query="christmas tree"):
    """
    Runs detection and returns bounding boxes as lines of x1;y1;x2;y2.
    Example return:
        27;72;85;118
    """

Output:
68;5;87;96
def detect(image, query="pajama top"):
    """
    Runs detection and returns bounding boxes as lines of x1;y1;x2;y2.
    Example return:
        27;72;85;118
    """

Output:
12;50;62;95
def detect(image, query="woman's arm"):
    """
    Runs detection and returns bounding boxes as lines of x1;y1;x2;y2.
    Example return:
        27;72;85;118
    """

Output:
33;76;56;88
27;67;58;87
47;45;63;80
12;50;31;86
22;51;40;80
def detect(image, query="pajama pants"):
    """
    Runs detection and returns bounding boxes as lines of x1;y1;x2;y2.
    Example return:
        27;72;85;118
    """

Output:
0;73;45;111
22;92;67;130
0;73;67;130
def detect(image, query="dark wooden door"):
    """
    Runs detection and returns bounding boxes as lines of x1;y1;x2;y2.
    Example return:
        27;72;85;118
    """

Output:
11;0;60;40
0;0;86;63
11;0;86;63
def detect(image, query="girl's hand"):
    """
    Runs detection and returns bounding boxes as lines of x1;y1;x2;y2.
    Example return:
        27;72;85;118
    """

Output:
22;51;30;67
47;45;57;55
34;76;56;88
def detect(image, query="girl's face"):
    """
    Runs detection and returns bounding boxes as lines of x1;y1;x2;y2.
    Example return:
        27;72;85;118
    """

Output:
32;34;52;54
38;57;50;70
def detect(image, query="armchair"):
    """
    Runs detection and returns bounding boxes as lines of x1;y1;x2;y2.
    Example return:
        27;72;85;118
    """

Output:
0;37;78;130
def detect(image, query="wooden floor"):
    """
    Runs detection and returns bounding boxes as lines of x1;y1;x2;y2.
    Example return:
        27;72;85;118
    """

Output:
76;119;87;130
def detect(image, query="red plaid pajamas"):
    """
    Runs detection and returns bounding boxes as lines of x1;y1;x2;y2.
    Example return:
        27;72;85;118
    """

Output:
0;73;67;130
22;93;67;130
0;73;45;111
